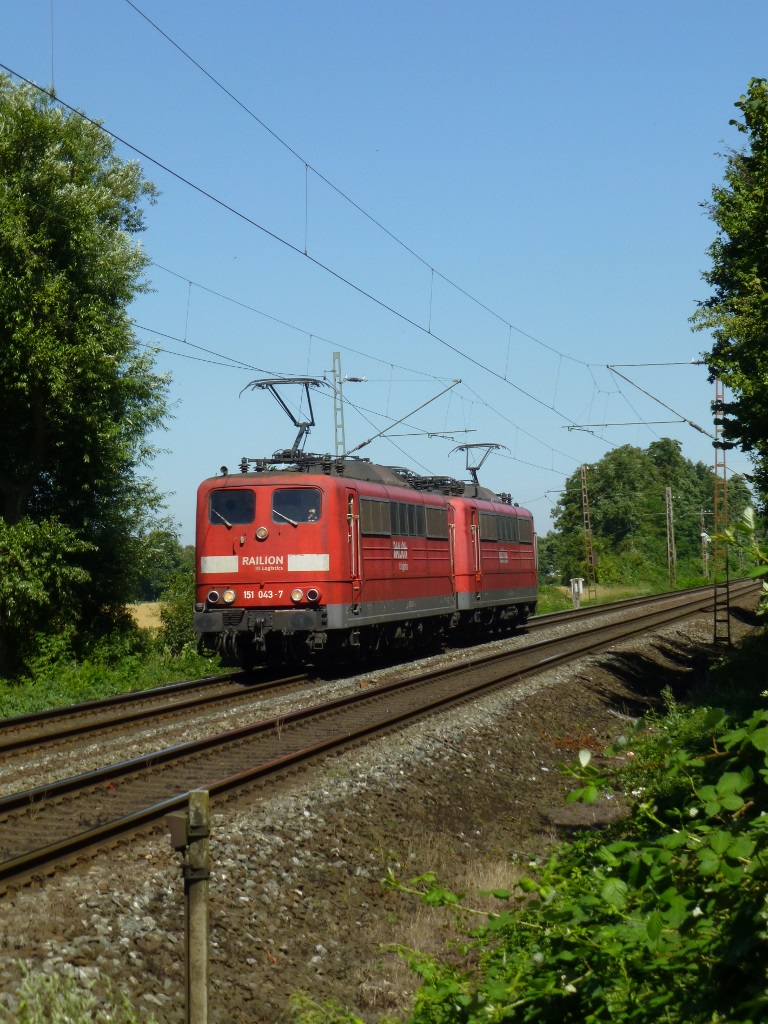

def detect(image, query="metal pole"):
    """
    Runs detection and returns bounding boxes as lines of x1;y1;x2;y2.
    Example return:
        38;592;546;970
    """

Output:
665;487;677;589
713;378;731;645
332;351;346;457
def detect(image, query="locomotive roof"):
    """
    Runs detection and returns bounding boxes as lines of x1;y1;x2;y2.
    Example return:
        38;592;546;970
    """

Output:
208;453;518;505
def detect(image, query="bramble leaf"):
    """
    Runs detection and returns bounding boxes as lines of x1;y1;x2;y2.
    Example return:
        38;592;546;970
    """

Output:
601;878;628;908
646;911;664;946
697;848;721;874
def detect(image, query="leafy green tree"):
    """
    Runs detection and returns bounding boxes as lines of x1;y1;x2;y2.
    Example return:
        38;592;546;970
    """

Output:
692;78;768;503
0;74;169;672
547;441;752;587
133;528;194;602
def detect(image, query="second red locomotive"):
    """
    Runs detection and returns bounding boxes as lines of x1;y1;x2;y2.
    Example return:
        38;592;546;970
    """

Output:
194;455;537;670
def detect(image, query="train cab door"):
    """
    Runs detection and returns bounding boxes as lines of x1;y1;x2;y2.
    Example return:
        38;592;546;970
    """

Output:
346;489;362;606
469;504;482;596
447;503;456;586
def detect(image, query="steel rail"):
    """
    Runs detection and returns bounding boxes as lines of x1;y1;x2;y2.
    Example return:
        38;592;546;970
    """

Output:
0;580;750;750
1;581;749;754
0;581;757;890
528;579;755;629
0;671;308;754
0;671;237;729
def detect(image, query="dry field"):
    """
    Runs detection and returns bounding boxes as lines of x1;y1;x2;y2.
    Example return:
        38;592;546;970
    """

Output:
126;602;163;631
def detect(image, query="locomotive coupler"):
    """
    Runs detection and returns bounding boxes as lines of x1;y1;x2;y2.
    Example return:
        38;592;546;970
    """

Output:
309;631;326;650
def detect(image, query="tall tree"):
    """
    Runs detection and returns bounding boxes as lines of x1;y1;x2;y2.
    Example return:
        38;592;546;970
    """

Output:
0;74;169;671
546;442;751;586
692;78;768;502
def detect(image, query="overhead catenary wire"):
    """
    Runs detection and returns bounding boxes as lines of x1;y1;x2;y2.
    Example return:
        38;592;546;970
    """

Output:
131;312;582;476
607;365;714;439
132;322;456;471
0;71;600;434
122;0;593;372
148;258;598;466
0;64;716;475
149;261;446;382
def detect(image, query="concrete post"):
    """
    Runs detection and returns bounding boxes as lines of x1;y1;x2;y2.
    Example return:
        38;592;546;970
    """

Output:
168;790;211;1024
570;577;584;609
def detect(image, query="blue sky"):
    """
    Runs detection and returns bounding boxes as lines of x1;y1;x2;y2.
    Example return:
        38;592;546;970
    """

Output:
2;1;763;543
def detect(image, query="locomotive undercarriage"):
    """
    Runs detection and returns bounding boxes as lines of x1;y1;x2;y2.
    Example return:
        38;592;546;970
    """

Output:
197;600;537;672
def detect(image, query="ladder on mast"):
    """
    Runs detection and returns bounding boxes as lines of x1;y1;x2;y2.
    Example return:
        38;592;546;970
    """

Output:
712;377;731;645
332;352;346;457
580;465;598;603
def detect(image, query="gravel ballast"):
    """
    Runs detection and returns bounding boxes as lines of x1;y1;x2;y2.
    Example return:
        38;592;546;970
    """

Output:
0;596;759;1022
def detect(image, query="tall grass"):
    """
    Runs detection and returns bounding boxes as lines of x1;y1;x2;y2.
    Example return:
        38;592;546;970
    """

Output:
0;643;224;719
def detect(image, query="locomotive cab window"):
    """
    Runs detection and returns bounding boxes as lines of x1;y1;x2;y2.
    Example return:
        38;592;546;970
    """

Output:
518;517;534;544
209;488;255;526
272;487;322;525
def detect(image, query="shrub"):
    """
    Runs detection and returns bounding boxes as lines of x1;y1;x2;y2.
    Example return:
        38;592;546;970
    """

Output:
158;567;197;656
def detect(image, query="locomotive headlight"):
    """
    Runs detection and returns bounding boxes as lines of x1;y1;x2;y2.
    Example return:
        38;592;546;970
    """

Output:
255;526;269;541
306;588;321;603
290;588;304;603
207;590;220;604
222;589;237;604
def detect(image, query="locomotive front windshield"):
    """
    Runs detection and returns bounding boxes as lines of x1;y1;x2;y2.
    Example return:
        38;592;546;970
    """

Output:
272;487;322;525
209;488;255;526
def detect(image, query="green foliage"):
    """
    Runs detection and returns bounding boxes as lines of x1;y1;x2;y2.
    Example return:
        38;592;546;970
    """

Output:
0;73;170;674
692;78;768;502
133;527;194;602
0;646;223;719
288;992;366;1024
546;441;752;586
534;585;575;614
0;517;91;672
717;507;768;615
158;566;197;656
0;967;155;1024
388;629;768;1024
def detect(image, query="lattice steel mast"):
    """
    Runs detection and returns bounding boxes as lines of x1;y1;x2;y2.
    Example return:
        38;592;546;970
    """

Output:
712;377;731;645
580;465;597;603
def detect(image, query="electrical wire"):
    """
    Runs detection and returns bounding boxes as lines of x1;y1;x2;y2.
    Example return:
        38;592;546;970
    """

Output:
150;262;447;381
122;0;593;370
1;63;678;450
2;64;705;473
148;259;597;467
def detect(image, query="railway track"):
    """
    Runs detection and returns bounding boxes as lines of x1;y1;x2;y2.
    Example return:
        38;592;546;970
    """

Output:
0;669;309;755
0;580;741;758
0;579;756;891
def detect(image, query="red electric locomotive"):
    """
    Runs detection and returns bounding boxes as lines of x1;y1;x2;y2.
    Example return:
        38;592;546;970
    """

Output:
194;454;537;670
449;492;537;629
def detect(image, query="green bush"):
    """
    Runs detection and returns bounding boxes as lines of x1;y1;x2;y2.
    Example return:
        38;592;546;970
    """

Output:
158;567;197;656
385;631;768;1024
